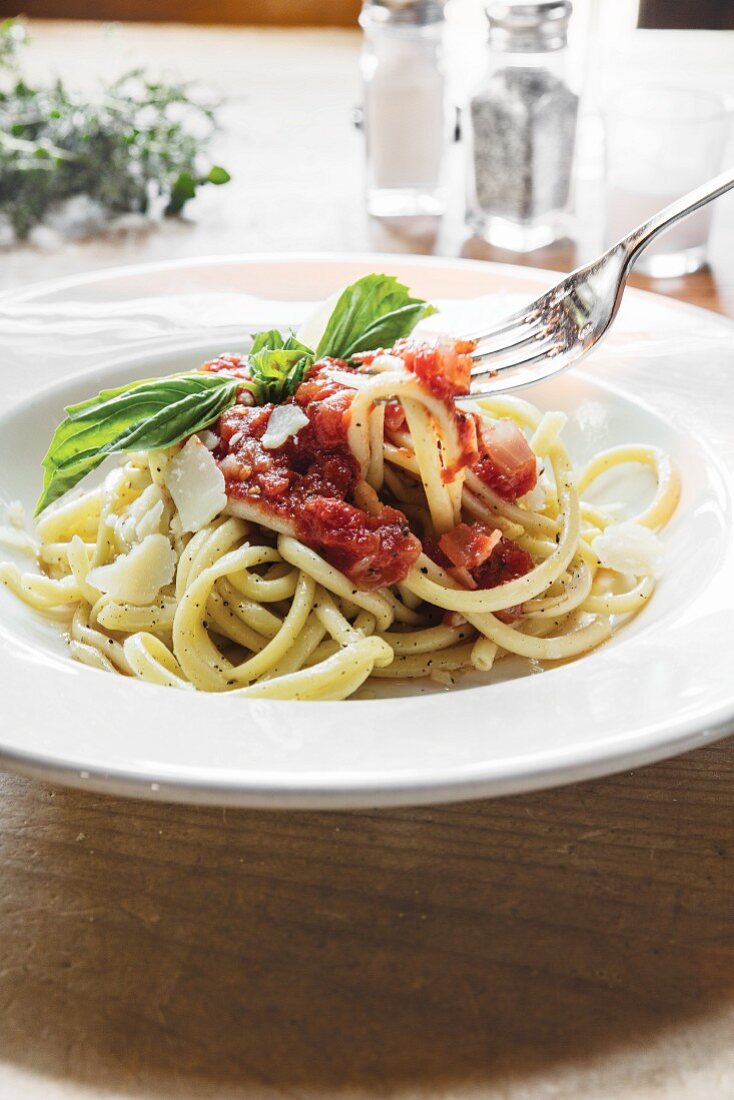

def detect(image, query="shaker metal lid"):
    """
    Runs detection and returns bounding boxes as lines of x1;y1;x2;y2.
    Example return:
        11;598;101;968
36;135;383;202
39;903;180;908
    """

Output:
363;0;446;25
485;1;572;50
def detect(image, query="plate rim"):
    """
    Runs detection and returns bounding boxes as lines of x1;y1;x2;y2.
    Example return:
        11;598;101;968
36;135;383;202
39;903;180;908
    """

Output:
2;248;734;335
0;703;729;809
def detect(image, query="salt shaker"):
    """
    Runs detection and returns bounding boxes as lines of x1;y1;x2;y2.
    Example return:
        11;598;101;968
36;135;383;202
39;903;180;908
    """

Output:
359;0;450;218
465;1;579;251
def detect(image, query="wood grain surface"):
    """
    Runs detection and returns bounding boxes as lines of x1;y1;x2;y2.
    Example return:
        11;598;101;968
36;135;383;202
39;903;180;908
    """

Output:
0;20;732;1100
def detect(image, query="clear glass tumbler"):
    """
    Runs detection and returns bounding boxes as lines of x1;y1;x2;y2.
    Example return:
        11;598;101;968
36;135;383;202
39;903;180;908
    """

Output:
605;86;730;277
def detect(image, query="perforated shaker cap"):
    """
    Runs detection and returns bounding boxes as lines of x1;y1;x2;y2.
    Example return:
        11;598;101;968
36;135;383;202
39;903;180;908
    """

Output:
486;1;572;51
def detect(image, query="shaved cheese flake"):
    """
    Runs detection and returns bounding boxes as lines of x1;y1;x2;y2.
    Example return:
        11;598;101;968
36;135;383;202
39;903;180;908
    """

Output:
219;453;240;476
164;436;226;533
116;484;166;547
7;500;25;529
295;288;342;351
135;498;165;541
197;429;220;451
87;534;176;604
592;522;665;578
261;404;309;450
371;354;406;373
0;525;37;557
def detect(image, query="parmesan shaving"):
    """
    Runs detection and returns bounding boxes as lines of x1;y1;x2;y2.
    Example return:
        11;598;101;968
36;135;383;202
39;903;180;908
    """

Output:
295;289;342;350
164;436;227;533
592;522;665;579
261;404;309;450
87;534;177;604
0;525;37;557
197;429;220;451
7;501;25;529
135;498;165;541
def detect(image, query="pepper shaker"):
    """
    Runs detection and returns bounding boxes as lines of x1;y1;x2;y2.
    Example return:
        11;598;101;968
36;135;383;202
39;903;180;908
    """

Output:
465;1;579;251
359;0;450;218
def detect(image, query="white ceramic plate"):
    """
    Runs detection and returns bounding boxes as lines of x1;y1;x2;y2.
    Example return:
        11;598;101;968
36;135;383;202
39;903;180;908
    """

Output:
0;254;732;808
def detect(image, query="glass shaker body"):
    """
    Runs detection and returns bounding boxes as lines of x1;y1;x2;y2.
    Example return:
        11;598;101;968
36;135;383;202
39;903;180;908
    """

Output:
360;5;450;218
465;19;578;251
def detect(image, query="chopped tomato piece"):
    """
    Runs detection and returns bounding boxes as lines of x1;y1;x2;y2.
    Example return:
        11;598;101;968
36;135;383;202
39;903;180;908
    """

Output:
391;337;475;402
422;536;452;572
473;537;534;590
473;418;537;501
383;401;407;434
306;389;354;449
438;522;502;571
355;338;475;401
425;531;533;593
200;352;249;378
442;611;468;629
294;359;349;406
298;499;421;589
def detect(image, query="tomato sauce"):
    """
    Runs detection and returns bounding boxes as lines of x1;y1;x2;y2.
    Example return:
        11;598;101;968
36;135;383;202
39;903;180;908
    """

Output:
215;363;421;589
201;352;251;381
205;340;536;592
424;524;533;592
472;417;537;501
438;522;501;571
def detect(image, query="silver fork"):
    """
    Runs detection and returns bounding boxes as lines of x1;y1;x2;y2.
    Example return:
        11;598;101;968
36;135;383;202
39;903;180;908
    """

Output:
460;166;734;400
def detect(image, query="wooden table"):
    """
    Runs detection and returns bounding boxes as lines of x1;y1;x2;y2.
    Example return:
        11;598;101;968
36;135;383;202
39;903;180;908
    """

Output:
1;21;733;1100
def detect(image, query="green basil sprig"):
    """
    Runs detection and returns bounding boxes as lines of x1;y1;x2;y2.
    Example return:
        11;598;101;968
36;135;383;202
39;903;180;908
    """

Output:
245;330;314;404
316;274;437;360
35;274;438;513
37;372;238;514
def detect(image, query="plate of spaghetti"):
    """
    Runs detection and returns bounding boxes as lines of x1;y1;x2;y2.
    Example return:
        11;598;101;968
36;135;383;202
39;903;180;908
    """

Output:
0;255;732;806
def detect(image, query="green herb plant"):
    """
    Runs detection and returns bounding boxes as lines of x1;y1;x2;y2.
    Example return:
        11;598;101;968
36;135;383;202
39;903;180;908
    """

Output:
0;19;230;239
36;274;436;512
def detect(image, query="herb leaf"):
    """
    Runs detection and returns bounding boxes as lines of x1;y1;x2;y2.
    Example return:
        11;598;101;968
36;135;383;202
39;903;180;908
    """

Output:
242;329;314;404
250;329;311;357
246;346;313;405
37;372;238;515
315;274;437;360
0;22;230;240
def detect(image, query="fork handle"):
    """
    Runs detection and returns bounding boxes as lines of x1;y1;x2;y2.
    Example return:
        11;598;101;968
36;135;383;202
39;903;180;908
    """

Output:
618;166;734;267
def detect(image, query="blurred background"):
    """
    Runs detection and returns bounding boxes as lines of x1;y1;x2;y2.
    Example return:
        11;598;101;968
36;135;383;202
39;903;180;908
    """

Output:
0;0;732;304
1;1;733;28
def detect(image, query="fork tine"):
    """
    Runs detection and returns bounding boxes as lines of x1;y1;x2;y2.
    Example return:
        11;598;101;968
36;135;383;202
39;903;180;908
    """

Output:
468;316;548;358
470;334;562;379
463;302;545;344
470;321;549;366
455;348;570;401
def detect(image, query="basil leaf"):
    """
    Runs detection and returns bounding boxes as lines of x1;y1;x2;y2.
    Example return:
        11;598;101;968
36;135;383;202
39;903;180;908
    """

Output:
250;329;285;354
283;334;313;355
247;347;313;405
250;329;312;357
315;274;437;360
37;371;238;515
344;303;439;357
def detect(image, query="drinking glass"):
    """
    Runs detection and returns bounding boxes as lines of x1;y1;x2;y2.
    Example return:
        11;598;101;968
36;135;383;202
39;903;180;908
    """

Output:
605;86;730;277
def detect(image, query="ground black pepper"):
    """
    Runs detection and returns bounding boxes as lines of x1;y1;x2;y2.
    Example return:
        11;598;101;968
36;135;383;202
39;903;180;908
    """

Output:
470;67;577;221
465;1;579;248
